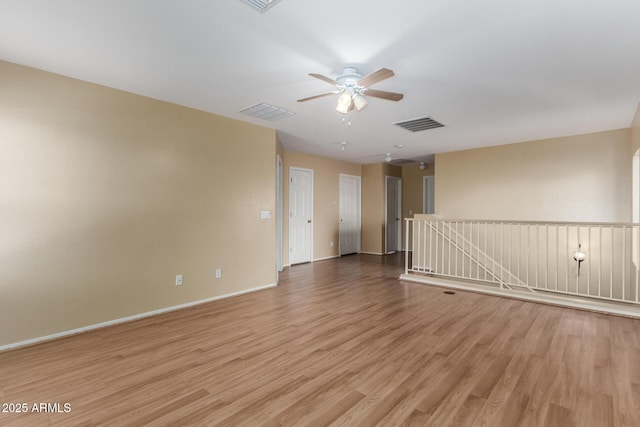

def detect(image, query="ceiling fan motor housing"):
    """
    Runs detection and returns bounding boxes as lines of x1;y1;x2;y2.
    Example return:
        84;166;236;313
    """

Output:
337;67;363;87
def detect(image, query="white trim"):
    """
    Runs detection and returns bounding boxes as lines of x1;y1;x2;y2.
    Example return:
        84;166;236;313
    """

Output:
276;155;283;275
399;273;640;318
360;251;386;256
314;255;340;262
0;283;277;352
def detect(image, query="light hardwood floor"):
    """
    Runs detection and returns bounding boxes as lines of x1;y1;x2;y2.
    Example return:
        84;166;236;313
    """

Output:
1;254;640;426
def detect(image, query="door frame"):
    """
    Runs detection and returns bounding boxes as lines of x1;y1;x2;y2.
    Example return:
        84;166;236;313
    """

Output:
276;155;283;275
339;173;362;256
385;175;402;254
288;166;314;264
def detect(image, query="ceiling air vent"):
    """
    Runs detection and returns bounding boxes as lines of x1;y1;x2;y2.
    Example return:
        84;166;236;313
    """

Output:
393;116;444;132
390;159;415;165
239;0;283;13
238;103;295;121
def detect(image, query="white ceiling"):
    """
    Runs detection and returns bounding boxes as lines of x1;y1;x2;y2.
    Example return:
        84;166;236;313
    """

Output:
1;0;639;164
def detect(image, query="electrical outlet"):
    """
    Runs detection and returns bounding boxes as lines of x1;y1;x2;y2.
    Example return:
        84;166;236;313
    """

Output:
175;274;183;286
215;268;222;279
330;241;334;247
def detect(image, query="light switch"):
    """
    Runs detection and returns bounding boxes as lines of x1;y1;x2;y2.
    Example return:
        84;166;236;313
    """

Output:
261;210;271;219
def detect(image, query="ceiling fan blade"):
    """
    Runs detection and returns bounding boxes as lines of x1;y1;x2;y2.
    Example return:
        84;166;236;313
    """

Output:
365;88;404;102
297;92;337;102
309;73;340;86
357;68;395;87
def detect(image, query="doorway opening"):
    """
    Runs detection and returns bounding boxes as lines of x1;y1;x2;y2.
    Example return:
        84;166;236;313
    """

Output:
423;175;434;214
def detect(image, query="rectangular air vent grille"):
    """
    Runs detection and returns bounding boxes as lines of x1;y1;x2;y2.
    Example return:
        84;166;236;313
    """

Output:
238;103;295;121
393;116;444;132
239;0;283;13
390;159;415;165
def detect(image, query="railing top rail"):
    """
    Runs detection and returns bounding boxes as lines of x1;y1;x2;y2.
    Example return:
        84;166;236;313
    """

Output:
405;217;640;227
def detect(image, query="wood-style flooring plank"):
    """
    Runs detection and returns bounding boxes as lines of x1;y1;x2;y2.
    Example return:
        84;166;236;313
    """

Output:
1;253;640;426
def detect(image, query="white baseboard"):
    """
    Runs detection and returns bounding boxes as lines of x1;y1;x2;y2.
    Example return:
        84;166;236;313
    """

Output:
313;255;340;262
399;273;640;318
0;283;278;352
360;251;385;256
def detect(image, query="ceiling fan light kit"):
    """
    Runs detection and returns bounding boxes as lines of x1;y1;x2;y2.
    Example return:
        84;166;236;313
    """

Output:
336;90;353;114
299;66;404;114
352;93;368;111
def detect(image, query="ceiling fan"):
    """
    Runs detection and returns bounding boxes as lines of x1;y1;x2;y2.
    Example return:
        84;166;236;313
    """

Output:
297;67;404;114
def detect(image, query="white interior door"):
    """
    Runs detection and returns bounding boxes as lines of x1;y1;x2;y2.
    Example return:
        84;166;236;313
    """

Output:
339;174;360;255
289;167;313;264
385;176;402;254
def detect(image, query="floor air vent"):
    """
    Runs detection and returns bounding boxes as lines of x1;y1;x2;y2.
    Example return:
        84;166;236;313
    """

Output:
394;116;444;132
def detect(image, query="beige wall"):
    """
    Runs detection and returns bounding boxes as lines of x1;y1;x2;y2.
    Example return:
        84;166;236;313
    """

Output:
361;163;402;254
282;151;360;265
402;162;435;219
0;61;277;347
435;128;631;222
361;164;384;254
384;163;403;179
401;162;435;249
